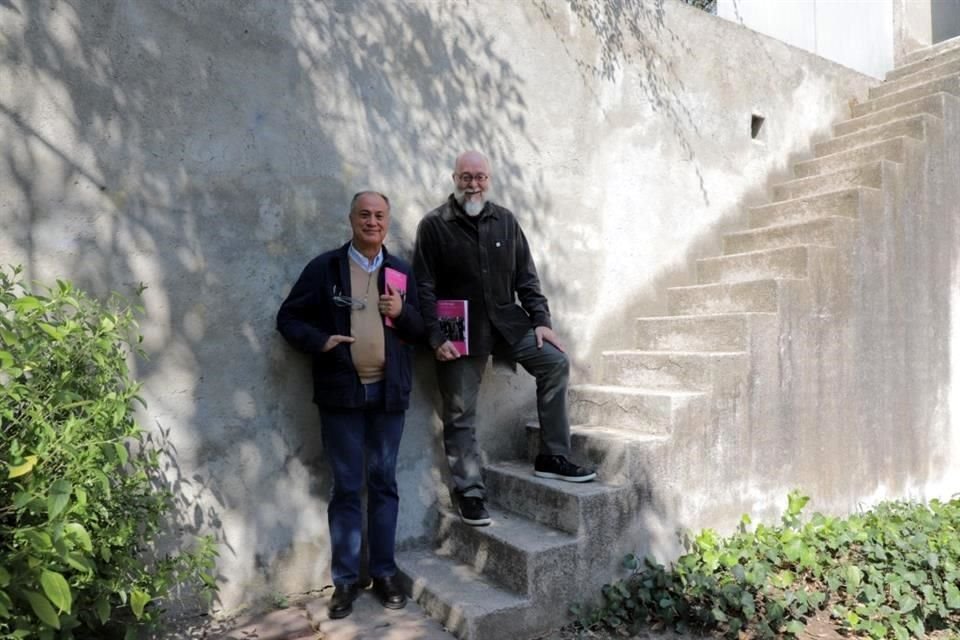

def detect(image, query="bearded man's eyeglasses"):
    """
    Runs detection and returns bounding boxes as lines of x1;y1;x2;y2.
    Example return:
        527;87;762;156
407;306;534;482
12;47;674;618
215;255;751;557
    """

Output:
456;173;489;184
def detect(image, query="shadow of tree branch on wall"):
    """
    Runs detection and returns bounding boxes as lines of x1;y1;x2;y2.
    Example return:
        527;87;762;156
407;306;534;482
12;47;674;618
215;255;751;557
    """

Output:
534;0;710;205
1;0;554;615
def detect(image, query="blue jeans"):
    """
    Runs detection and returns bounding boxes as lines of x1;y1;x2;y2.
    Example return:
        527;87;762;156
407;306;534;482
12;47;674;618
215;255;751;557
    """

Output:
320;381;405;587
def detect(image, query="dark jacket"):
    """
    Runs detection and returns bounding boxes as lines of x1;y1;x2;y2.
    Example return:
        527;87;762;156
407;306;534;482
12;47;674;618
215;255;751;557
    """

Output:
413;196;551;355
276;242;424;411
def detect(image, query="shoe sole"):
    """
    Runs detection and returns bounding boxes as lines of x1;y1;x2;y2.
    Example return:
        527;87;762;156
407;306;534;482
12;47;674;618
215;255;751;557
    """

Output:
382;599;407;609
328;605;352;619
459;513;492;526
534;470;597;483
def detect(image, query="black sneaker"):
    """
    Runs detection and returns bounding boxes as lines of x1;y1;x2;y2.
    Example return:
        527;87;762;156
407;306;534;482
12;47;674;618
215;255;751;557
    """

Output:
457;496;492;526
534;455;597;483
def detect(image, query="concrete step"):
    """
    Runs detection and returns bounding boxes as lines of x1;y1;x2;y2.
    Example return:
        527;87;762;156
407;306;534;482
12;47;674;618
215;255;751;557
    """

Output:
750;187;879;228
397;549;533;640
697;245;821;284
871;55;960;99
634;312;772;352
888;43;960;81
815;114;933;157
723;216;856;254
852;75;960;118
568;384;708;433
600;349;748;391
526;423;670;483
903;35;960;65
794;136;914;178
668;279;781;314
773;161;886;202
436;506;578;598
484;460;637;535
835;93;950;136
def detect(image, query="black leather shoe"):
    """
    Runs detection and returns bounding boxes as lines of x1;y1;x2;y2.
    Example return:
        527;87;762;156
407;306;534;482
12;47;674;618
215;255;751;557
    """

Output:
372;574;407;609
328;583;361;619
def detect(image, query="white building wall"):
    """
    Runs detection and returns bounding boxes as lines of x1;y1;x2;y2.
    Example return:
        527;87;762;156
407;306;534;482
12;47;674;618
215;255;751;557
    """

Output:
718;0;895;78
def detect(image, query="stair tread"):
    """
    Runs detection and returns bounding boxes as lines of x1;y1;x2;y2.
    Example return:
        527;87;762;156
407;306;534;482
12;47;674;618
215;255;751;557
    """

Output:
439;505;578;550
878;57;960;94
774;161;887;189
572;383;705;397
569;424;673;442
699;244;828;261
601;348;747;356
486;459;629;494
668;278;804;292
726;216;852;237
904;35;960;63
753;186;879;209
828;112;937;141
891;54;960;81
856;74;960;115
527;420;672;443
636;311;777;320
398;549;530;612
801;135;909;161
836;94;948;132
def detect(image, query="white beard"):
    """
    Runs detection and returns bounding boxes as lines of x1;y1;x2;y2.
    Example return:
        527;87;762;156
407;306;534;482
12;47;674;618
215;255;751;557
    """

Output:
463;200;484;217
456;189;489;217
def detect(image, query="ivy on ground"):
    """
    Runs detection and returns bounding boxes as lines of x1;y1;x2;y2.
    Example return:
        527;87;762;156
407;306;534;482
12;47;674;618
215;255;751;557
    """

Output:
0;266;218;639
573;491;960;639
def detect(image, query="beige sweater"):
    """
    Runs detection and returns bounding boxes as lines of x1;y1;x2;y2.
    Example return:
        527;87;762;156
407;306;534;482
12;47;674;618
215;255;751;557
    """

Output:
348;261;385;384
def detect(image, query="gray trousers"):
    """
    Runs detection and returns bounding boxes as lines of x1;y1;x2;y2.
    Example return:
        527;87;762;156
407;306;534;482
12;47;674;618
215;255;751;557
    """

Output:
436;328;571;499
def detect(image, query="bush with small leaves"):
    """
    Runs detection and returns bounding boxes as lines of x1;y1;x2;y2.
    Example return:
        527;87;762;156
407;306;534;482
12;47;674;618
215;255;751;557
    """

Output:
0;266;217;639
573;491;960;639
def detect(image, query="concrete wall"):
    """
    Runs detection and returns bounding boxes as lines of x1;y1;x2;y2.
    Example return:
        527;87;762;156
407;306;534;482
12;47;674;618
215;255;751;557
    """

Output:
718;0;895;77
933;0;960;43
1;0;882;613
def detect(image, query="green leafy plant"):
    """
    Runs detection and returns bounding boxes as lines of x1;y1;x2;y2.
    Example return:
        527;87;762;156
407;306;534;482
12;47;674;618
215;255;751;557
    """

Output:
574;491;960;639
0;266;218;639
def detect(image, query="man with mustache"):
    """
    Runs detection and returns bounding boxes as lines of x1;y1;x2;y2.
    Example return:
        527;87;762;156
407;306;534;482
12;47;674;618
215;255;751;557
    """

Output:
414;151;596;527
277;191;423;618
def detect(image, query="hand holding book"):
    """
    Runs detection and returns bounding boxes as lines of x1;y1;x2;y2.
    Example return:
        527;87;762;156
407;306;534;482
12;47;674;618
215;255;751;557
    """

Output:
378;283;403;319
436;299;469;356
383;268;407;326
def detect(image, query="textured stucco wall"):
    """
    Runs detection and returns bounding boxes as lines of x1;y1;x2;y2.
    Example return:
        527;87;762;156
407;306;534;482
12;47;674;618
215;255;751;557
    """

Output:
0;0;893;612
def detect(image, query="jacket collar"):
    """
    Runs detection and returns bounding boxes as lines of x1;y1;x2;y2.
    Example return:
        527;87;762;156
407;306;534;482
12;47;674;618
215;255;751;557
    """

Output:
336;241;392;293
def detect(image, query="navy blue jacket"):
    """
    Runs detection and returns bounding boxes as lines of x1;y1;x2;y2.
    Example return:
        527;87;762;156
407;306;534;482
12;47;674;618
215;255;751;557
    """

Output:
276;243;424;411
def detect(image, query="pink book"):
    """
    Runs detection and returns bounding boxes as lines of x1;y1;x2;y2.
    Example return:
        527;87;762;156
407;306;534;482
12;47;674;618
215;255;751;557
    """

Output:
384;267;407;328
437;299;469;356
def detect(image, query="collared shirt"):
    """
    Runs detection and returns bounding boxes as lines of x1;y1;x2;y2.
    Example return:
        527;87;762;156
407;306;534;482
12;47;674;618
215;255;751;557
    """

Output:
348;243;384;273
413;195;551;356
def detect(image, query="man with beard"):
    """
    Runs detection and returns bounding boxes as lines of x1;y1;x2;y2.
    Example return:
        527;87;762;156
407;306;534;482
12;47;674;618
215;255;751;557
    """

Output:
413;150;596;527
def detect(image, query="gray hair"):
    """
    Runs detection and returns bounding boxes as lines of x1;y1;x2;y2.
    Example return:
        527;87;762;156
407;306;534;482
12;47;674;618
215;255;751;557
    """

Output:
349;191;390;215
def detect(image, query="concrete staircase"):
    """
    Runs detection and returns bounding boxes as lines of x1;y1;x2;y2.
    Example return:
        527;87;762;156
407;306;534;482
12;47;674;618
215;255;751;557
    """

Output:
398;36;960;640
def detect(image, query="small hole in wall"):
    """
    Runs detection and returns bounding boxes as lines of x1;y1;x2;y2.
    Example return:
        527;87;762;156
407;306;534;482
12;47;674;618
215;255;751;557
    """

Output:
751;114;765;140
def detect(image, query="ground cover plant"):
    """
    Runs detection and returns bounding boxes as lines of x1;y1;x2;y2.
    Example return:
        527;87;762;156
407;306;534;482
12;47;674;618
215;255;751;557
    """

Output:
573;492;960;639
0;267;217;639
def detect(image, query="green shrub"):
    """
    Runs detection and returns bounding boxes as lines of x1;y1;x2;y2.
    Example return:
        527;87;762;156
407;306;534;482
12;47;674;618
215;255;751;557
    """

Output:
574;491;960;639
0;266;217;639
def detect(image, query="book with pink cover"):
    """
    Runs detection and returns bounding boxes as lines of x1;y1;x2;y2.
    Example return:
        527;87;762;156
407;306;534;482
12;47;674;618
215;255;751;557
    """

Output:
384;267;407;328
437;299;469;356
